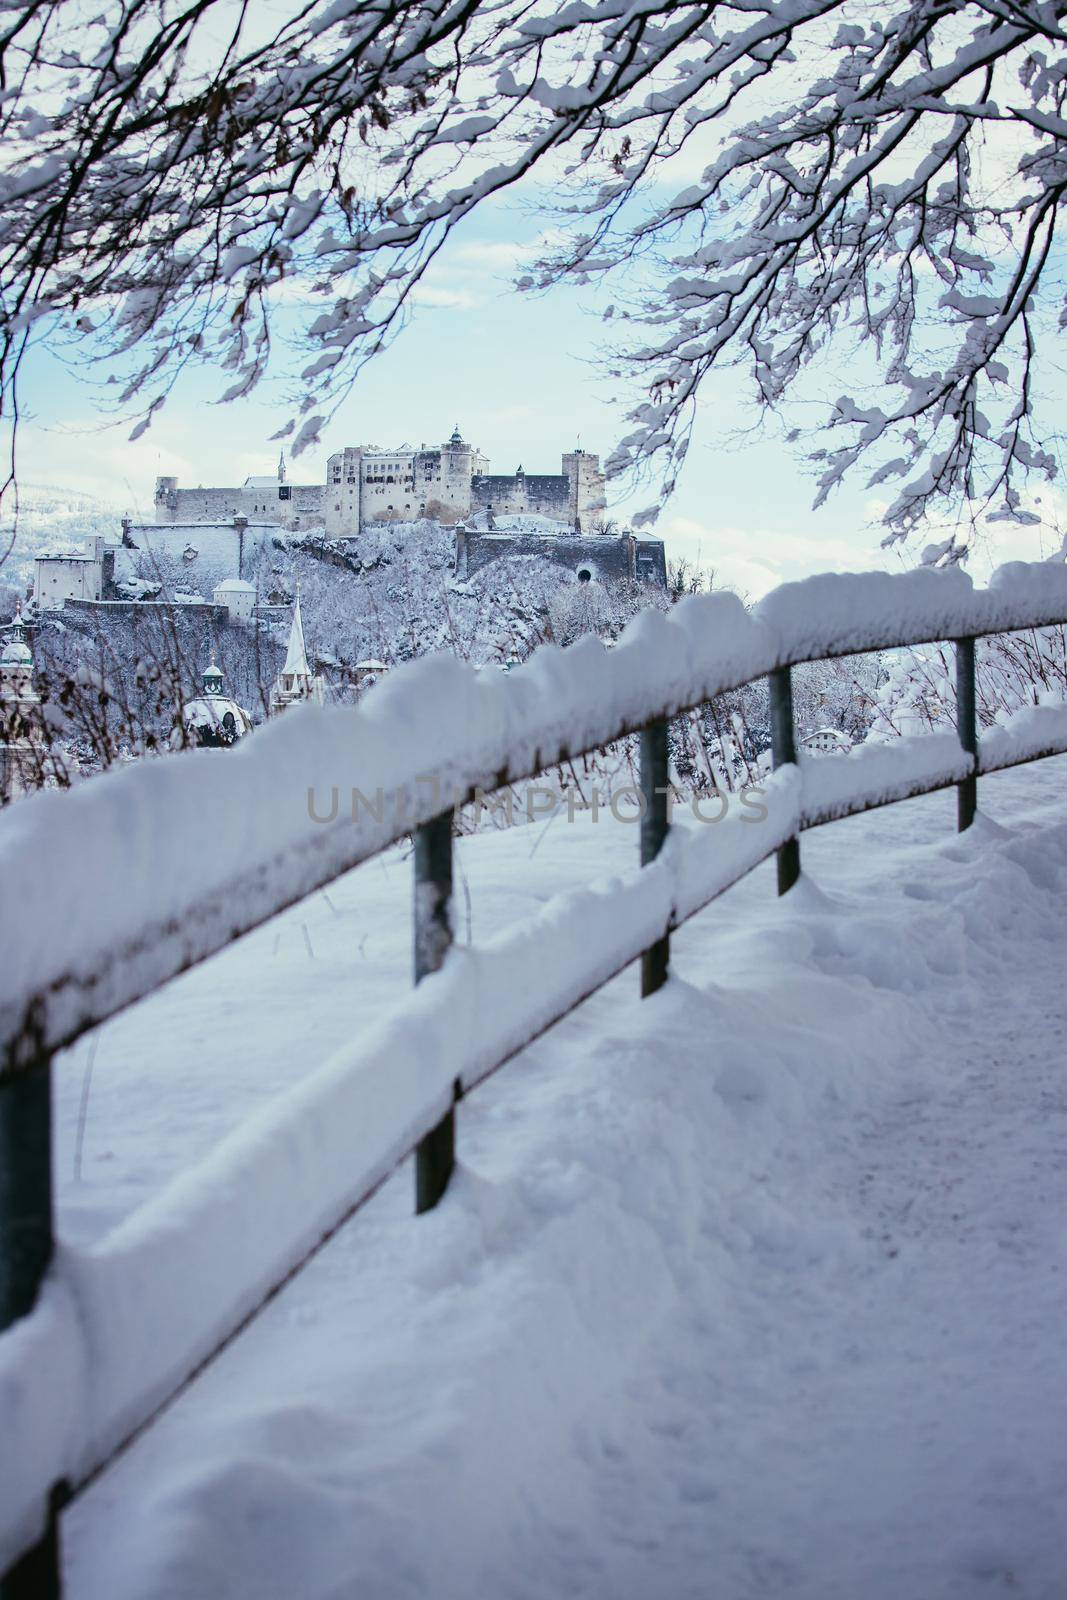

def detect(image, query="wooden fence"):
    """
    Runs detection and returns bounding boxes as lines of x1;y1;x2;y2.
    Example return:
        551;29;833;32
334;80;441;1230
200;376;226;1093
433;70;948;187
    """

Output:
3;563;1067;1594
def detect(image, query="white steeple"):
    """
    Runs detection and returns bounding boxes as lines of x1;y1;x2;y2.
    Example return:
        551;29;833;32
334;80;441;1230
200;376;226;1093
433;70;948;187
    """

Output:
270;581;325;714
283;583;311;679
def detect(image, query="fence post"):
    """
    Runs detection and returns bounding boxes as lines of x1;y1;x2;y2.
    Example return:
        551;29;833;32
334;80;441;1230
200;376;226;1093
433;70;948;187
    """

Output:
769;666;800;895
413;811;456;1215
955;637;977;832
639;720;671;997
0;1055;62;1598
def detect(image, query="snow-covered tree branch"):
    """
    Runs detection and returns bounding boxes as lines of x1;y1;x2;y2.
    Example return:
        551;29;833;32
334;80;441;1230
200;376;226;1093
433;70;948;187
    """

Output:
2;0;1066;535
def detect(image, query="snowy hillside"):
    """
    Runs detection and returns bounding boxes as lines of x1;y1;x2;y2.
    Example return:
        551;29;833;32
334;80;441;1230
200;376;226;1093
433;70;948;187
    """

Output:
57;755;1067;1600
0;483;124;595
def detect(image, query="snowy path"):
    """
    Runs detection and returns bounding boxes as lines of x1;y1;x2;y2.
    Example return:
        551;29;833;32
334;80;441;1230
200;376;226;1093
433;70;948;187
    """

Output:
60;760;1067;1599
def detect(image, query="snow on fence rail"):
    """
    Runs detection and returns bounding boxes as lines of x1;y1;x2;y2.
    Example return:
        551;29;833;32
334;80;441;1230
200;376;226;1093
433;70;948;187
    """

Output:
3;558;1067;1587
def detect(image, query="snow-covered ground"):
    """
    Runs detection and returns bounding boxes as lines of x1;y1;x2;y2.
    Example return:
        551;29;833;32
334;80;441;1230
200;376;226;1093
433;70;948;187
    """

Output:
55;757;1067;1599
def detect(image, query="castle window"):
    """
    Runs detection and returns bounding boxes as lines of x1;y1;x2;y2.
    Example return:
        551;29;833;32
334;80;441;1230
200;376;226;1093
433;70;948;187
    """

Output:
279;486;292;501
577;567;592;583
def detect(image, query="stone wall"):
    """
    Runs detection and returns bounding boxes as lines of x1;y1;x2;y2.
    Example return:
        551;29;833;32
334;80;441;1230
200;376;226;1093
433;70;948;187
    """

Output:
126;519;278;596
155;478;326;532
455;527;667;587
471;473;572;521
63;598;229;621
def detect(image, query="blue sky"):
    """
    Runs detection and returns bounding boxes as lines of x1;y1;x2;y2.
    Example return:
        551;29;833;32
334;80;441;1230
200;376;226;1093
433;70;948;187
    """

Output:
13;196;1065;598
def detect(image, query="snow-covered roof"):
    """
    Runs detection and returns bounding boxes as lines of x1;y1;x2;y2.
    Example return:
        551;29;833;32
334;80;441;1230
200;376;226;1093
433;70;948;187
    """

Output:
243;474;279;489
182;695;253;733
1;637;31;668
215;579;256;593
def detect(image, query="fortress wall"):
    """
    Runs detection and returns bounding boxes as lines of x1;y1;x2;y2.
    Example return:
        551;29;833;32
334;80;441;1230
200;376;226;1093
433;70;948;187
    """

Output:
157;487;248;522
471;474;572;520
157;484;326;531
360;474;423;523
284;486;327;530
457;529;666;587
129;522;277;595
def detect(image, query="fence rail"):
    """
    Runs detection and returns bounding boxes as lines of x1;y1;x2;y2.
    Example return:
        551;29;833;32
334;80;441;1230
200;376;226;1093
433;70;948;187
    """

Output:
3;560;1067;1592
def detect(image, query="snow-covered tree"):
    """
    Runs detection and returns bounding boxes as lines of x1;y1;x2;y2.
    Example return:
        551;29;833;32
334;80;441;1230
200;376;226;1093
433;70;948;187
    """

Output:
2;2;1067;537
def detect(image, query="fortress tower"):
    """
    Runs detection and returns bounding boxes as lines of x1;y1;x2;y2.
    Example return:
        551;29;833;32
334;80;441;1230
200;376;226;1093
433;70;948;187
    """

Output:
437;425;476;520
562;449;607;529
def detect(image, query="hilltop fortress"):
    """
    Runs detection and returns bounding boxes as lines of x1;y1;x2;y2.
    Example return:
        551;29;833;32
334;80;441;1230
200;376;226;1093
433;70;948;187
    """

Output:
155;426;608;537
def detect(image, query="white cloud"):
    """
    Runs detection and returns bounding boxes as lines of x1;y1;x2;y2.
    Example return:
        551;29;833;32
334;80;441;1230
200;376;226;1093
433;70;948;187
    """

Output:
410;283;483;311
659;511;892;599
452;240;533;270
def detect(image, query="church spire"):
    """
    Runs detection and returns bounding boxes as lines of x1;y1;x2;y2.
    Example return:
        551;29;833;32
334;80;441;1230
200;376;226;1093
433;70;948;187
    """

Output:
270;580;325;715
283;582;310;679
277;448;286;484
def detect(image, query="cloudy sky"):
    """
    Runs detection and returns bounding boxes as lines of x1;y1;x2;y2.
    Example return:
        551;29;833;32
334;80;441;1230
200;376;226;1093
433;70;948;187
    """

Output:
13;194;1065;600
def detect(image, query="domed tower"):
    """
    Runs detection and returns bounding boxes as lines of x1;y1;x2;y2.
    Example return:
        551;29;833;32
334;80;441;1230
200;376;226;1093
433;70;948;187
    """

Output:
1;603;36;706
434;424;485;523
179;651;253;748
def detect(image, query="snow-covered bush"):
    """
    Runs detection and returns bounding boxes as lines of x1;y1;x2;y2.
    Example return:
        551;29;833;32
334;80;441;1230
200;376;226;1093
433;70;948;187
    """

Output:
867;628;1067;743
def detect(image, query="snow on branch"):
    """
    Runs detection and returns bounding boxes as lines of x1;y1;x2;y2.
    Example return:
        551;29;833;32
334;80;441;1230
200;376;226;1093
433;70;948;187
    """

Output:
1;1;1066;529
